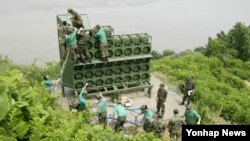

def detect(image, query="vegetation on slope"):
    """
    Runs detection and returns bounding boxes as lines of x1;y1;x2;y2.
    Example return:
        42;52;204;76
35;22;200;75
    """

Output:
0;56;166;141
151;22;250;124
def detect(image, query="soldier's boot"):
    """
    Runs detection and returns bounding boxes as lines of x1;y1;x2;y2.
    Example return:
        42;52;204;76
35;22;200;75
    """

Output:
162;111;165;117
102;57;107;64
179;101;185;105
155;110;159;114
87;58;92;63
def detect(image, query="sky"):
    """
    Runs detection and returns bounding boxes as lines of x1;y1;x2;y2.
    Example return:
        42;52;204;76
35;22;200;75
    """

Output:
0;0;250;65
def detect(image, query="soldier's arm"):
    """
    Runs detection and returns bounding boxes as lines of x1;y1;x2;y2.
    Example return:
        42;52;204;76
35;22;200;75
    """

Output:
156;89;160;101
193;110;201;124
164;89;168;102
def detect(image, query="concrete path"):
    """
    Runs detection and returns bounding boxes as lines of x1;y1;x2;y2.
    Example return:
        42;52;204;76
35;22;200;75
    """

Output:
57;74;186;127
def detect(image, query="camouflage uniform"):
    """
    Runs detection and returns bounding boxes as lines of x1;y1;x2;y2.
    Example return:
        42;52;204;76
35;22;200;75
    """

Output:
58;25;69;59
68;9;83;28
168;116;183;141
180;77;195;105
113;103;127;132
151;118;166;138
115;116;126;132
77;29;92;62
140;105;153;133
95;25;109;61
156;86;168;115
97;97;107;128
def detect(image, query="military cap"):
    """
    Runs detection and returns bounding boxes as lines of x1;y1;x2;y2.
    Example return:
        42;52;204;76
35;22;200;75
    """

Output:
160;83;165;87
67;8;73;13
140;105;147;110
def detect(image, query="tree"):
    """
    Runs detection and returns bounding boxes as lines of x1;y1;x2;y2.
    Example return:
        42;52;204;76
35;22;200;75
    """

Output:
162;49;175;57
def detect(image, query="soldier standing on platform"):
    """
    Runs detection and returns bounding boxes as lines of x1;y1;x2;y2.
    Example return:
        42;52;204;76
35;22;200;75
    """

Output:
77;28;92;63
67;8;83;28
94;24;109;63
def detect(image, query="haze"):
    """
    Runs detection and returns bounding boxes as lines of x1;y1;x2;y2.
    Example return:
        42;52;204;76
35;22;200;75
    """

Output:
0;0;250;65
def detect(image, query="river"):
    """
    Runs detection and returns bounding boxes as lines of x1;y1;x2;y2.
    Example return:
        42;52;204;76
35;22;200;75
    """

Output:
0;0;250;65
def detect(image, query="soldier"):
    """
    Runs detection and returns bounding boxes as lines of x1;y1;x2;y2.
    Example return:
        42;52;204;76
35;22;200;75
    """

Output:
94;24;109;63
168;109;184;141
77;28;92;63
113;101;126;132
77;83;88;111
140;105;153;132
66;27;78;63
58;21;70;59
151;112;166;138
180;75;196;105
155;83;168;116
184;105;201;125
67;8;83;28
43;75;52;93
96;93;107;128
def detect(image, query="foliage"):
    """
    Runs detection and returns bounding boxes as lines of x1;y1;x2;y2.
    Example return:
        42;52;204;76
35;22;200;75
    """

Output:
151;52;250;124
0;58;167;140
197;22;250;62
151;49;175;60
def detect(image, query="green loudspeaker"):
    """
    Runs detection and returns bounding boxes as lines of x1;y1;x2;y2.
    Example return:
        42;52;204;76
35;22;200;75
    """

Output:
129;34;141;45
57;14;153;97
120;35;132;46
113;35;122;47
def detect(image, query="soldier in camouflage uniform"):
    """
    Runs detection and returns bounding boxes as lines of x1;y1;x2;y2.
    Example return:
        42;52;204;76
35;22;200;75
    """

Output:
113;101;126;132
168;109;184;141
151;112;166;138
66;27;78;63
180;75;195;105
155;83;168;116
67;8;83;28
140;105;153;133
58;21;70;59
96;93;107;129
94;24;109;63
77;28;92;63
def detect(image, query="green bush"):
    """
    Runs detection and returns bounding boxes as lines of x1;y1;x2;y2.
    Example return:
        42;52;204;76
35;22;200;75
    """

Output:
0;58;167;140
151;52;250;124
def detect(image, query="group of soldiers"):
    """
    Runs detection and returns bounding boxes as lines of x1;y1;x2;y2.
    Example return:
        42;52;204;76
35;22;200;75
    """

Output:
58;8;109;64
73;75;200;141
56;9;201;140
139;77;200;141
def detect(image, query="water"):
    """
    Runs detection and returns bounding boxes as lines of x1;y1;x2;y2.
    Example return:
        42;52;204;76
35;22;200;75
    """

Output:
0;0;250;65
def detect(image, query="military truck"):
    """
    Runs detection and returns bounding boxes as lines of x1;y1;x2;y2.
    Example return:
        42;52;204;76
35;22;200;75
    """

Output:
56;13;153;100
